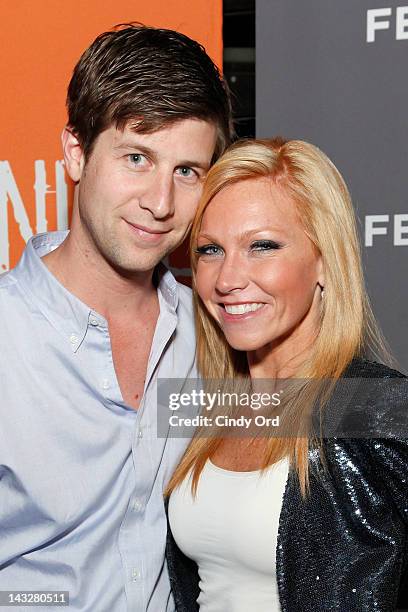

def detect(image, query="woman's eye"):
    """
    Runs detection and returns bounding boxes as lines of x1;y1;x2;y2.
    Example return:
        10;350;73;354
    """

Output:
195;244;223;257
250;240;282;251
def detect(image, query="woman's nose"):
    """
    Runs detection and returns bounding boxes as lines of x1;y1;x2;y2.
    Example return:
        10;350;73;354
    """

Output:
214;254;249;294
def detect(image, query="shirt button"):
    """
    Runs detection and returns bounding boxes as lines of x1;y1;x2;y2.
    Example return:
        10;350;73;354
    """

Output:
90;318;98;326
102;379;110;390
138;429;143;438
69;334;79;344
133;498;143;512
132;568;141;581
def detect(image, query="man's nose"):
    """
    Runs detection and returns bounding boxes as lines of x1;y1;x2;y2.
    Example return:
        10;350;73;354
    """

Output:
139;170;175;219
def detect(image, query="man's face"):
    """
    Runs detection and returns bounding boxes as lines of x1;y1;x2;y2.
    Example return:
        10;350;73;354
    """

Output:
70;119;218;273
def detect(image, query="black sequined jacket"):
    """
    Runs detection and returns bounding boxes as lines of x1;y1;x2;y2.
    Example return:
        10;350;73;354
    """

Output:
165;359;408;611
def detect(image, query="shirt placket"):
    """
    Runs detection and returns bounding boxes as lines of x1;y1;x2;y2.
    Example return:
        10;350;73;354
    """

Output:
119;302;178;611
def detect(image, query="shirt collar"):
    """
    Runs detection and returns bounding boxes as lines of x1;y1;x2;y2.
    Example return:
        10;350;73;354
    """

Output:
13;231;180;352
155;262;179;313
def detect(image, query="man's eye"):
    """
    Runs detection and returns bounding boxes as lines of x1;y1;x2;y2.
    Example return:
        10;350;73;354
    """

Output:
195;244;223;257
128;153;147;166
250;240;282;251
176;167;197;180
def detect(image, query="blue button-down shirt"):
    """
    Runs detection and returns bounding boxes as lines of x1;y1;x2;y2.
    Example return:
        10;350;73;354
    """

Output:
0;231;196;611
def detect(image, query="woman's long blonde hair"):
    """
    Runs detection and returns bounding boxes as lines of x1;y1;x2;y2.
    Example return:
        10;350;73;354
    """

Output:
166;138;391;496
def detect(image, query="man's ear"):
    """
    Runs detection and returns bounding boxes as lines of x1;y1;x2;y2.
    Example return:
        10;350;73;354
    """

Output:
61;127;85;182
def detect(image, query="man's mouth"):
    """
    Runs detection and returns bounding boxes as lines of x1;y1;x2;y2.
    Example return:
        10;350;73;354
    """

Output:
125;220;171;234
123;219;171;243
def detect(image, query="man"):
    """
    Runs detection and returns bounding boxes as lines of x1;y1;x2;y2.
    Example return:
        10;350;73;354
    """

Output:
0;25;232;611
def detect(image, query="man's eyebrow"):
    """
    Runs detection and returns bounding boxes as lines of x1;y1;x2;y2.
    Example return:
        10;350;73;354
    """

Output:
114;141;211;171
114;142;156;158
178;159;211;171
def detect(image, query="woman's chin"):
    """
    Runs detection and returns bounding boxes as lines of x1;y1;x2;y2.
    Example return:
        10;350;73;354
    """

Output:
223;333;266;353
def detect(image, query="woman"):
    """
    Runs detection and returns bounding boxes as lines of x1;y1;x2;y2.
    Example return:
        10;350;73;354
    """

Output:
165;138;408;611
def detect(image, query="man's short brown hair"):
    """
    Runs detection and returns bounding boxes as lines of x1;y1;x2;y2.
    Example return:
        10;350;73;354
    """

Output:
67;24;234;160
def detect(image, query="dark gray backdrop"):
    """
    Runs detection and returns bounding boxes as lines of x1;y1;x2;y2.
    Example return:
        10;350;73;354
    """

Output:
256;0;408;371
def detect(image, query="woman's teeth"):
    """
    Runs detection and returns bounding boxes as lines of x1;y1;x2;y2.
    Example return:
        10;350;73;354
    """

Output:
224;303;264;315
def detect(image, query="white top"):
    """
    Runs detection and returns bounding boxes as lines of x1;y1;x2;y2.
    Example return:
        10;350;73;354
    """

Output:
169;457;289;611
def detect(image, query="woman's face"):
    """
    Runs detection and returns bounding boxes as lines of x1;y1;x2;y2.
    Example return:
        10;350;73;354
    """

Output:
195;177;324;361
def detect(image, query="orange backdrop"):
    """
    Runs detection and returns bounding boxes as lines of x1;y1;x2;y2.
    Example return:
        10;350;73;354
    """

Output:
0;0;222;272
